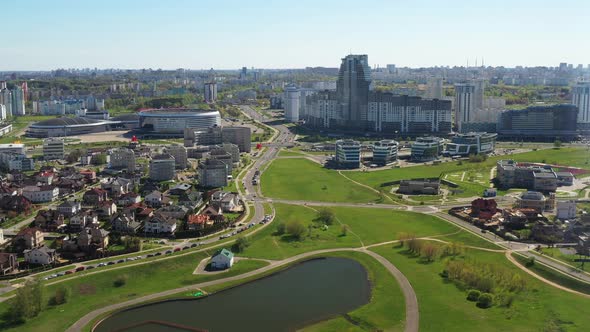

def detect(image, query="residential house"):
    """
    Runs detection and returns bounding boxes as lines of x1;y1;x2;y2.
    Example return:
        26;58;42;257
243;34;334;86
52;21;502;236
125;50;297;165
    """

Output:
101;178;131;198
210;248;234;270
69;211;98;231
57;201;82;217
220;193;241;213
144;213;177;234
156;205;190;220
35;171;54;185
178;191;203;211
22;185;59;203
33;209;65;231
116;192;141;206
124;204;154;221
24;246;57;265
210;191;229;205
55;177;86;196
13;227;44;250
79;169;97;181
202;205;224;223
169;183;192;195
83;188;108;205
144;190;170;207
0;253;18;275
111;213;142;234
77;228;110;252
187;214;212;231
0;184;19;198
0;195;32;213
97;200;117;218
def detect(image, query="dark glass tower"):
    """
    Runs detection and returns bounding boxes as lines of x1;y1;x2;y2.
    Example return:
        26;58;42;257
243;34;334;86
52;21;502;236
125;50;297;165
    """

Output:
336;54;371;129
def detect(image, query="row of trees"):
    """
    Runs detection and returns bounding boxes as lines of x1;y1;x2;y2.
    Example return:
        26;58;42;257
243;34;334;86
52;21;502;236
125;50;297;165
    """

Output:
8;280;71;324
397;233;465;262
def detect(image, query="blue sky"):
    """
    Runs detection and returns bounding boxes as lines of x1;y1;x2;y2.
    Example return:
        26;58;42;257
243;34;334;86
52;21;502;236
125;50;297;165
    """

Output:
1;0;589;70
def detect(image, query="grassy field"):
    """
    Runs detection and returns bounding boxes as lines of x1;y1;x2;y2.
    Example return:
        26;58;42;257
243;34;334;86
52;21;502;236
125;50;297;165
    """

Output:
512;253;590;295
371;245;590;331
241;203;468;260
538;247;588;271
347;148;590;191
0;252;268;332
261;158;381;203
434;229;503;250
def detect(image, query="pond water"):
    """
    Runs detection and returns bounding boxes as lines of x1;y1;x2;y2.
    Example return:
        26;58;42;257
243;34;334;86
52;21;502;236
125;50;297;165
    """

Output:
94;257;371;332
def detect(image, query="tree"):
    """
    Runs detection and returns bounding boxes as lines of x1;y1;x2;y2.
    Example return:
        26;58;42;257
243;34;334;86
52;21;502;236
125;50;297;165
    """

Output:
9;279;43;322
286;220;306;240
421;243;439;262
233;236;250;253
553;139;562;149
275;222;286;235
114;274;128;287
397;232;415;247
341;224;350;236
50;287;70;306
316;208;335;225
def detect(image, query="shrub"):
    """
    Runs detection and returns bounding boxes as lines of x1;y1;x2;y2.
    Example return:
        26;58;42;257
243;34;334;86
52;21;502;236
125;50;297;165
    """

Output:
477;293;494;308
286;220;306;240
275;222;286;235
113;274;128;287
232;236;250;253
466;289;481;302
525;256;535;267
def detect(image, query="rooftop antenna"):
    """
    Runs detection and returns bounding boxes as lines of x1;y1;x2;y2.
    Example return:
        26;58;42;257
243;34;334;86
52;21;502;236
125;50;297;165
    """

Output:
475;57;478;67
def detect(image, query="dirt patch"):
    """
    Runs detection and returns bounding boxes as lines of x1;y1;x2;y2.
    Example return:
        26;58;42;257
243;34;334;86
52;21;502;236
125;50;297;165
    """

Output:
78;284;96;295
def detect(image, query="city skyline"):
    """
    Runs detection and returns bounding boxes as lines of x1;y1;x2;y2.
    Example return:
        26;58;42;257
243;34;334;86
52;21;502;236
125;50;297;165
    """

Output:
2;0;590;71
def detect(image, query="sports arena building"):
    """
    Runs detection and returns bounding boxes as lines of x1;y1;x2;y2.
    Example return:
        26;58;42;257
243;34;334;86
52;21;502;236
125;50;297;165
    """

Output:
138;108;221;136
26;117;117;138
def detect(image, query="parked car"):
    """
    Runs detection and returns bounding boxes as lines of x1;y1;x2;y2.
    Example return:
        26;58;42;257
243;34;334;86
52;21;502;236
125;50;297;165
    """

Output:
65;270;73;275
117;259;125;263
165;250;172;254
174;248;181;252
147;254;154;258
183;246;190;250
154;252;162;256
97;263;106;267
107;261;115;265
86;265;95;270
190;243;198;248
75;266;85;272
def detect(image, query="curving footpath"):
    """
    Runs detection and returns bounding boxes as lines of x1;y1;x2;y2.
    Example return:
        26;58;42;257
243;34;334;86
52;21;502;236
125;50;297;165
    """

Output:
66;248;418;332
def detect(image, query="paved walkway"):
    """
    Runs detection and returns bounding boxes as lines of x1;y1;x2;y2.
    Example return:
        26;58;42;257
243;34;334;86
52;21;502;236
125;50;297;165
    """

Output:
66;248;419;332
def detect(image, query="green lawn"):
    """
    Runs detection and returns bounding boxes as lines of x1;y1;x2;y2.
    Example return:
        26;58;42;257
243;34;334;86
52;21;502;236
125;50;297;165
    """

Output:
241;203;473;260
278;149;305;157
0;253;268;332
261;158;381;203
512;253;590;295
371;245;590;332
347;148;590;191
435;229;502;250
537;247;587;271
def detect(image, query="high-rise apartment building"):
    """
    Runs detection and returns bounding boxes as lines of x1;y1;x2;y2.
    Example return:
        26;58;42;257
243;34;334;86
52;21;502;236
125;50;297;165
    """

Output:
284;86;300;122
11;86;26;116
498;104;578;141
198;158;228;188
427;77;443;99
572;82;590;130
336;54;371;128
454;83;476;132
204;82;217;103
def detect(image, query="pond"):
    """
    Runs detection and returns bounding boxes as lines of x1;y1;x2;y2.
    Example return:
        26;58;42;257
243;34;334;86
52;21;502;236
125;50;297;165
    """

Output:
94;257;371;332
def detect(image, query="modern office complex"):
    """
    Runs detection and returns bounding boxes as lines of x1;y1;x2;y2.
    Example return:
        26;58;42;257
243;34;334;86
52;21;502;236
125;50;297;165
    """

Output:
496;160;573;192
198;158;228;188
410;136;445;161
43;138;65;160
498;104;578;141
204;82;217;103
372;140;398;165
335;139;361;169
149;154;176;181
109;148;136;171
165;145;188;169
138;108;221;135
444;132;497;156
0;143;25;154
572;82;590;131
